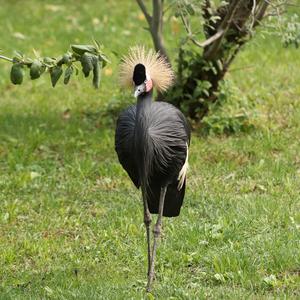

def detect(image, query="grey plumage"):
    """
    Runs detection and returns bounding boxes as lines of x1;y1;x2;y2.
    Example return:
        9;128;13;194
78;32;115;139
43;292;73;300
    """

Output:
115;94;190;216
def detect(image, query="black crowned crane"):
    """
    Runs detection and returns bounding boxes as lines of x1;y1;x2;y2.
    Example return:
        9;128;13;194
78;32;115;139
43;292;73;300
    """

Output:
115;46;191;291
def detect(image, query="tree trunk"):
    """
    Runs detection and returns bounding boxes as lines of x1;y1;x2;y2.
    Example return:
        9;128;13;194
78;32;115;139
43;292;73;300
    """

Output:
166;0;269;121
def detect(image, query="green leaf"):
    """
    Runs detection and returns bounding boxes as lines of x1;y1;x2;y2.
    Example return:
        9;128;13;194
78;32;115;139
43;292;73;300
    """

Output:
10;63;24;85
93;38;101;51
71;44;98;56
64;65;73;85
216;59;223;71
50;65;63;87
14;51;24;60
23;57;33;66
80;52;94;77
186;4;195;16
43;57;56;67
98;52;110;65
92;58;102;89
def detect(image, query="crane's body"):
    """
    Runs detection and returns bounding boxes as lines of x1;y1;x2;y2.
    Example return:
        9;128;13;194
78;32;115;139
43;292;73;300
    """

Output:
115;47;190;291
116;93;190;217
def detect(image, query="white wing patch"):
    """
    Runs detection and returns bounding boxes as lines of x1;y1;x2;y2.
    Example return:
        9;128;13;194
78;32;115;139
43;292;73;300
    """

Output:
177;143;189;190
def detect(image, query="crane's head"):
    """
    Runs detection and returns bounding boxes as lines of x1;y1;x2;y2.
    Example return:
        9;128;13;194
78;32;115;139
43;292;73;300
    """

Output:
132;63;153;98
119;46;174;98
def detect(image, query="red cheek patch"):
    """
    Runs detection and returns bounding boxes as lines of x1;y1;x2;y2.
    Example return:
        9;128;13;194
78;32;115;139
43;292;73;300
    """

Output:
146;79;153;92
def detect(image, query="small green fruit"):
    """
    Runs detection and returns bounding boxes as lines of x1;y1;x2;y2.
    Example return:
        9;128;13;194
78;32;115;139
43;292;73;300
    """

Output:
30;60;45;80
57;53;72;66
10;63;24;85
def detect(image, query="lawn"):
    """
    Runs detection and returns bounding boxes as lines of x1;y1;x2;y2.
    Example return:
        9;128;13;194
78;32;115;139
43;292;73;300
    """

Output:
0;1;299;299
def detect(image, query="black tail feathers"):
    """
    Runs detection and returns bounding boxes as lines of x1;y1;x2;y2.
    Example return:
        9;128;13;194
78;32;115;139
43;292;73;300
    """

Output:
146;180;186;217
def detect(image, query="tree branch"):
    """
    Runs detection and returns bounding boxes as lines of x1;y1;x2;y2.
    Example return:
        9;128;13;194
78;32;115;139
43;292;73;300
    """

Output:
202;0;212;38
223;0;269;72
180;12;225;48
200;30;226;48
0;55;13;62
253;0;269;27
151;0;170;62
152;0;163;35
249;0;257;28
136;0;152;24
204;0;241;60
136;0;170;63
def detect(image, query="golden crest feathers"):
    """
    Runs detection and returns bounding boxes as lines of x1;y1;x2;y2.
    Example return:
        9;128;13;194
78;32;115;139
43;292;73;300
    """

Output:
119;46;174;92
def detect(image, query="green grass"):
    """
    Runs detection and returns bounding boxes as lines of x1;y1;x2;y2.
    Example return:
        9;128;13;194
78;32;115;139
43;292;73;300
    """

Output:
0;1;299;299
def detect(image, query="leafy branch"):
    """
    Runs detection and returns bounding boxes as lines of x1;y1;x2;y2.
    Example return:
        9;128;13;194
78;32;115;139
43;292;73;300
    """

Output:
0;41;110;88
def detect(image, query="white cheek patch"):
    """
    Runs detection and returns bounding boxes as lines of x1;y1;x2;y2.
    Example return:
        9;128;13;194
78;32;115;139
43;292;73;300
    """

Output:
146;71;151;81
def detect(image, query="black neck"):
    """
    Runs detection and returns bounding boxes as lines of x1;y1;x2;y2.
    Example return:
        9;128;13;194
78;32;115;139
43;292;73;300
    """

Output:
137;90;152;103
136;91;153;118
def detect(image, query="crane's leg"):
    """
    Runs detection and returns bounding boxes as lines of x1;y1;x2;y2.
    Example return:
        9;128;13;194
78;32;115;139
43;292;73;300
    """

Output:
146;185;167;292
142;188;152;276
